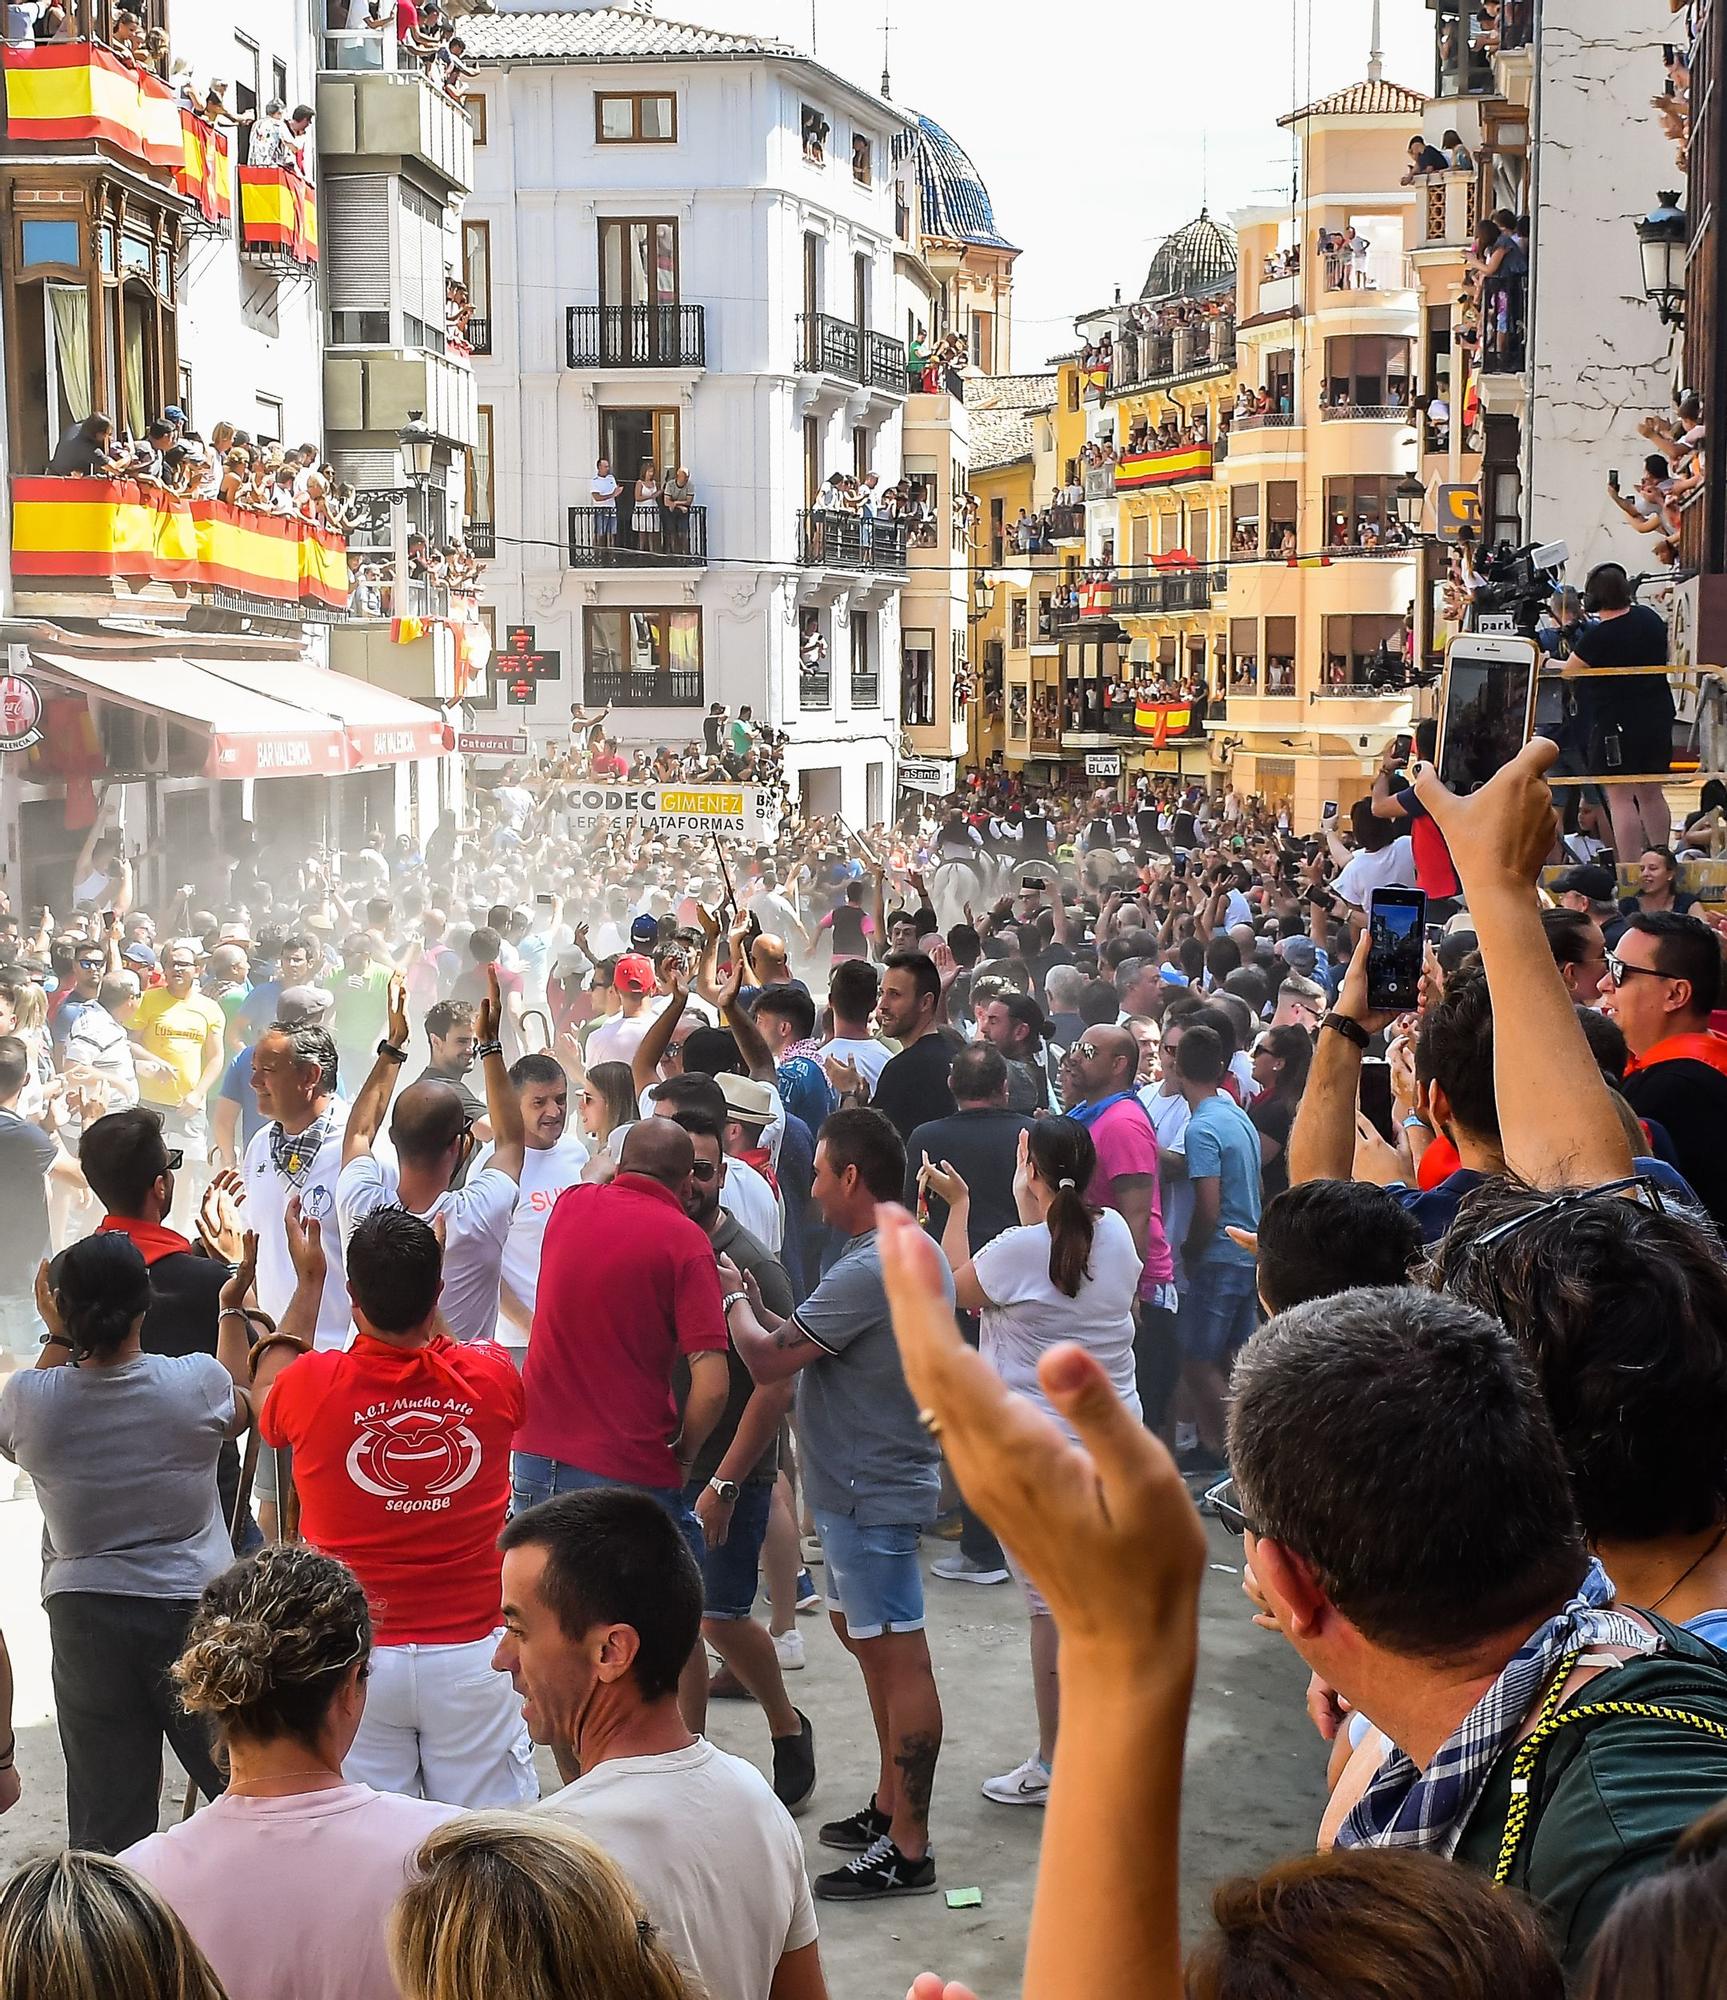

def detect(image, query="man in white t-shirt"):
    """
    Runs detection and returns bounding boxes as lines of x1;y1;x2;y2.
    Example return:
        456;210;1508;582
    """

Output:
335;971;522;1344
1330;831;1417;910
585;955;657;1068
477;1053;587;1360
240;1022;351;1349
497;1489;825;2000
590;457;620;544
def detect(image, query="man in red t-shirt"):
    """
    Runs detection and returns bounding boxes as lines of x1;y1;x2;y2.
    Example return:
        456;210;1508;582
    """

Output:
241;1200;534;1808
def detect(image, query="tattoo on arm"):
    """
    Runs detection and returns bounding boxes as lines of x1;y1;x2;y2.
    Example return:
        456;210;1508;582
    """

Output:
772;1320;809;1350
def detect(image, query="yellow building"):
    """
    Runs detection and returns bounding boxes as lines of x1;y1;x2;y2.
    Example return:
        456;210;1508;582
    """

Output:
1222;76;1427;825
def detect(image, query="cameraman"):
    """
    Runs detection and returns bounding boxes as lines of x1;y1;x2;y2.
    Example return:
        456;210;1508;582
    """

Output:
1562;563;1674;862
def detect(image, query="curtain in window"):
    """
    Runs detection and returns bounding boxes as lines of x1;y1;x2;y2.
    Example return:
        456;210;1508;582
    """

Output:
121;293;147;437
47;284;92;423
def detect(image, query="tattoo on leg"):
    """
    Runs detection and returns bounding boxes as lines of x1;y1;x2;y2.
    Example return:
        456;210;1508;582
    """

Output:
894;1729;940;1827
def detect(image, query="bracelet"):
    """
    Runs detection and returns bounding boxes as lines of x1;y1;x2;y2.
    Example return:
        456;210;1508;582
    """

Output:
720;1290;747;1314
375;1040;408;1065
248;1332;312;1377
218;1306;252;1323
1401;1113;1432;1133
474;1039;504;1061
1320;1011;1370;1051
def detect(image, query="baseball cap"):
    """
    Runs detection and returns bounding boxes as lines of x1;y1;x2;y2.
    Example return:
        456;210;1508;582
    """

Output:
716;1073;777;1126
629;914;660;950
163;405;188;424
1279;936;1319;975
614;954;655;995
121;942;157;970
1552;864;1617;904
277;983;334;1028
1158;964;1190;987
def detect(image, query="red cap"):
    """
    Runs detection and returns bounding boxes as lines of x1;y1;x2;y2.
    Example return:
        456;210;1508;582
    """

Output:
614;954;655;995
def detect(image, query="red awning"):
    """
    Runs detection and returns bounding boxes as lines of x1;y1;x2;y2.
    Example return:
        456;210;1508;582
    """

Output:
29;652;348;779
192;656;449;768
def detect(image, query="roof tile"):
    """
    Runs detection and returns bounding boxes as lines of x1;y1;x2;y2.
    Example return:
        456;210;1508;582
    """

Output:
463;8;789;61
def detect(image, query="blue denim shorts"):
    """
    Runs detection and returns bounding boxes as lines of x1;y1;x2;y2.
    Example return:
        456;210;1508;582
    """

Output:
682;1479;773;1621
812;1508;925;1639
1177;1260;1261;1367
511;1454;705;1568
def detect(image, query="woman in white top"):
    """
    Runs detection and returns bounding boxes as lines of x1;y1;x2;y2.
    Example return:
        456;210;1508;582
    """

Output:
919;1119;1141;1812
632;462;660;552
124;1544;458;2000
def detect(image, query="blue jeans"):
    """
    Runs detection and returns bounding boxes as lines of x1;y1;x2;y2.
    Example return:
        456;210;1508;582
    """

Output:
510;1454;705;1566
682;1478;773;1620
1177;1260;1260;1367
812;1509;925;1639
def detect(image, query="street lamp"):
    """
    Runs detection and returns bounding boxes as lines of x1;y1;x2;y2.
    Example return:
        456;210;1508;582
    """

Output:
1394;475;1427;536
397;409;436;489
1634;193;1688;329
971;575;997;620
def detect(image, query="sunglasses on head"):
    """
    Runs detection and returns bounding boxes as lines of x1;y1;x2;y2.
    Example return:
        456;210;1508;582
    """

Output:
162;1149;184;1172
1068;1040;1101;1061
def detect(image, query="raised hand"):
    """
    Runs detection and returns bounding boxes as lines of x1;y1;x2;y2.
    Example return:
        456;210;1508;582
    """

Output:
198;1170;249;1265
917;1155;969;1209
219;1231;259;1317
385;971;409;1047
476;964;501;1045
283;1195;327;1291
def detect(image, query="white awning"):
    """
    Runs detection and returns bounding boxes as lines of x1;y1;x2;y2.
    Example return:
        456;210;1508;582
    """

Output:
193;656;450;767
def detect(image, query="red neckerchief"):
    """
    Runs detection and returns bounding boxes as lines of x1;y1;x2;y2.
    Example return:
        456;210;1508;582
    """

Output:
98;1214;193;1266
738;1144;779;1197
1627;1031;1727;1080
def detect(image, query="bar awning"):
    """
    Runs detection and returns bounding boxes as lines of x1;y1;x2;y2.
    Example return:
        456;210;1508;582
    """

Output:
29;652;349;780
194;657;449;768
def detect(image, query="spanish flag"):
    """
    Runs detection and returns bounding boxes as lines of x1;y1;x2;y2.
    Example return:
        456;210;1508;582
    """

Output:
176;111;232;226
1081;362;1110;394
1115;444;1214;491
1286;554;1333;569
238;166;318;266
1133;702;1194;743
2;42;182;168
1078;578;1114;618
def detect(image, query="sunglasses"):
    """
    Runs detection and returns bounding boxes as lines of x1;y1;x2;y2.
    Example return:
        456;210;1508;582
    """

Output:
689;1160;719;1182
1205;1477;1259;1539
1469;1173;1670;1255
1067;1040;1102;1061
1603;952;1670;987
162;1148;184;1171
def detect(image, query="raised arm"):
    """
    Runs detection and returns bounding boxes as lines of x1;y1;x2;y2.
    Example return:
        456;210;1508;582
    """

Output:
342;972;409;1166
632;978;687;1098
1288;933;1397;1185
1412;737;1633;1188
477;965;526;1184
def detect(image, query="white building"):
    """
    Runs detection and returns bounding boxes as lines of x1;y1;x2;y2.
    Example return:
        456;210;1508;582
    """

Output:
463;5;922;824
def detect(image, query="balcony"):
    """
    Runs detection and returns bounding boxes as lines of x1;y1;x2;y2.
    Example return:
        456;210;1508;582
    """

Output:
795;313;909;395
850;672;880;708
801;669;832;710
1257;273;1301;316
324;348;478;448
566;304;707;370
1114;442;1215;492
466;315;492;356
10;477;349;621
568;504;708;568
1110;567;1228;615
583;666;705;708
1418;171;1478;250
1231;410;1298;433
797;511;909;573
315;62;473;193
1319;403;1412;423
1083;463;1117;501
1047;502;1085;541
466;520;496;559
1479;273;1528;377
1;41;182;177
238;167;318;274
1107;321;1237;398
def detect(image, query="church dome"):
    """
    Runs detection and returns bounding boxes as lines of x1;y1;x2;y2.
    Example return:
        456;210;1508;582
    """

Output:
1140;210;1238;303
913;112;1017;252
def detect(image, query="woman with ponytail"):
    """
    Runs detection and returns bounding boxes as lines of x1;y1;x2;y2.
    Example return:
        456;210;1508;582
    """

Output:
125;1545;459;2000
0;1231;251;1853
918;1118;1142;1810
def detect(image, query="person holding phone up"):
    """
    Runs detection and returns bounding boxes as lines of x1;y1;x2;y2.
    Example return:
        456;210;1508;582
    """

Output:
1562;563;1675;864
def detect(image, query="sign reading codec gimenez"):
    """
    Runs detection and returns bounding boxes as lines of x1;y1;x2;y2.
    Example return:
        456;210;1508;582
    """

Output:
562;784;779;841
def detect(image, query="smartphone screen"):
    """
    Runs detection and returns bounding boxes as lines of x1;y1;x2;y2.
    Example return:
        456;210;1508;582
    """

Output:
1368;888;1427;1012
1437;639;1540;794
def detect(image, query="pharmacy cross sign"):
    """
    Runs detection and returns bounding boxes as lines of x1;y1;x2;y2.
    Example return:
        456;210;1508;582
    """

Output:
503;625;561;707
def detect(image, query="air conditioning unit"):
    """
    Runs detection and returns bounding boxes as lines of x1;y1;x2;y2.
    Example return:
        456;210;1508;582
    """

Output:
97;702;172;777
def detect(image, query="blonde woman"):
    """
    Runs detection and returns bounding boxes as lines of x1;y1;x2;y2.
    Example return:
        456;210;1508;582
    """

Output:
0;1852;227;2000
124;1545;458;2000
390;1815;699;2000
633;461;661;553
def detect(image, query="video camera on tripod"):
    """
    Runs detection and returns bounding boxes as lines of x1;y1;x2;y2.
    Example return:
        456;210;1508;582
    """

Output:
1468;539;1571;636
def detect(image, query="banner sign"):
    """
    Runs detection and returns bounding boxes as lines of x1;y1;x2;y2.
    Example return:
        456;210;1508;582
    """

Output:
1084;751;1123;776
459;731;530;757
899;758;956;794
561;784;779;841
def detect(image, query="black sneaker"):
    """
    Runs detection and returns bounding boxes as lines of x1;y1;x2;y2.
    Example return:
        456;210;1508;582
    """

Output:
815;1834;937;1901
1176;1440;1228;1478
771;1711;817;1815
818;1796;890;1852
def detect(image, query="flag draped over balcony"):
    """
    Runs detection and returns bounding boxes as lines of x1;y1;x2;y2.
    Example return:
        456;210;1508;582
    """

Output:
1114;444;1214;491
238;166;318;265
1;42;182;165
176;112;232;225
1133;701;1194;743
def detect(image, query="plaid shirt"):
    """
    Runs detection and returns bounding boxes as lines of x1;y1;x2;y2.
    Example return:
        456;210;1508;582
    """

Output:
1336;1559;1660;1857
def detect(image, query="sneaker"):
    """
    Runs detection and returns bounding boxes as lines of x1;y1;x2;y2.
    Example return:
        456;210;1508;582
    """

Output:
818;1797;890;1852
928;1508;965;1542
795;1569;822;1614
773;1628;806;1672
800;1534;825;1567
981;1753;1051;1807
814;1833;937;1901
930;1552;1010;1586
771;1711;817;1814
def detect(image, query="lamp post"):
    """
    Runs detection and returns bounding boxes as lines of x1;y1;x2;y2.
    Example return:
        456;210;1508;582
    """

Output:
1634;192;1688;329
1394;474;1428;537
391;409;437;618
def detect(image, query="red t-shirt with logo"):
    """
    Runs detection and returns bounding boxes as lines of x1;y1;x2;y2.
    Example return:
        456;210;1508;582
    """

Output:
260;1334;523;1645
519;1174;727;1487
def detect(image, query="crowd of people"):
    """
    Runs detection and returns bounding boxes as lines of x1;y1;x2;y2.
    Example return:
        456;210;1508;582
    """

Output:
8;705;1727;1999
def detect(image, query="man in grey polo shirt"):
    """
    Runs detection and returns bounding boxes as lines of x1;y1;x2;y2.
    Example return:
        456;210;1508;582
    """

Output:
724;1107;948;1908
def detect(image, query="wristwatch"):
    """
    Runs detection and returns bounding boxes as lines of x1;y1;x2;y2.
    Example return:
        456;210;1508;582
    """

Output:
708;1476;741;1504
1401;1112;1432;1133
474;1038;504;1061
1320;1011;1370;1050
376;1040;408;1064
720;1289;748;1314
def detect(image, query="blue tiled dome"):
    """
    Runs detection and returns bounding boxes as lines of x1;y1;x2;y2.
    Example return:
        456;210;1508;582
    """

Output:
1141;210;1238;303
913;112;1017;252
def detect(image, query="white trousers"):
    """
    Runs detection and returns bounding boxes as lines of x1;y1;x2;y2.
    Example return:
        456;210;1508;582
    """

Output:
344;1632;538;1809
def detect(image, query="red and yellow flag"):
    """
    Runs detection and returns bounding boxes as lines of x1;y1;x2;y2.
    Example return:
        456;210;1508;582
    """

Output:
1133;701;1194;741
2;42;181;167
1115;444;1214;491
176;111;232;225
238;166;318;266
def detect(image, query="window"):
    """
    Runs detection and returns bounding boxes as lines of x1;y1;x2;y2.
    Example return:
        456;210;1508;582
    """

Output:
599;217;679;311
801;104;830;165
1266;479;1298;556
1010;596;1028;649
583;608;703;703
850;614;877;705
901;627;936;727
255;394;283;444
233;33;259;167
969;310;994;371
330;309;390;344
1231;485;1261;555
1266;348;1295;413
1324;476;1402;550
463;94;488;143
21;220;78;267
851;132;872;185
600;407;680;490
467;405;494;528
852;425;869;479
461;219;491;350
271;57;288;107
399;178;447;354
852;251;869;328
595;91;676;143
1264;616;1296;693
1323;336;1412;412
1322;614;1403;688
177;366;193;423
803;415;820;512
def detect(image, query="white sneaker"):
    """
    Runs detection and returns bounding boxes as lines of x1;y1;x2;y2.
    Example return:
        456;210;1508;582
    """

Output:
774;1629;807;1672
930;1553;1011;1586
981;1754;1051;1807
800;1534;825;1567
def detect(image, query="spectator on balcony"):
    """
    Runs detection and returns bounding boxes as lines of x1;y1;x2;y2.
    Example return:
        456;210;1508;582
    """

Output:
249;101;314;174
661;469;695;553
47;414;125;480
590;458;619;547
1402;136;1450;183
632;463;661;554
1441;128;1473;169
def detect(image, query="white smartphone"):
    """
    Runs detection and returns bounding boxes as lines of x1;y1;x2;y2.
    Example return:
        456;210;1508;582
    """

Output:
1436;634;1541;795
